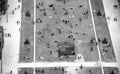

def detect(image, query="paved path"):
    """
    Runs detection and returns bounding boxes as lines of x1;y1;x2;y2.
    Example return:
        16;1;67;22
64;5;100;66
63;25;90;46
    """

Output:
1;0;21;74
17;62;118;68
33;0;36;62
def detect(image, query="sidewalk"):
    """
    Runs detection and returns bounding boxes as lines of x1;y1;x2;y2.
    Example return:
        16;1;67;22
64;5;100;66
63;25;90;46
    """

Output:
1;0;21;74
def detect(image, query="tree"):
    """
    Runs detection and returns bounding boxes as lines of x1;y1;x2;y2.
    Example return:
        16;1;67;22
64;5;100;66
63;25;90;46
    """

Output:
25;11;31;17
24;70;28;74
96;10;102;16
110;71;115;74
24;38;30;45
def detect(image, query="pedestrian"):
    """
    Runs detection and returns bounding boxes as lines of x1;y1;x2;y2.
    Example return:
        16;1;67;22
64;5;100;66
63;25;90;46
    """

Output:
10;71;12;74
114;17;117;22
113;5;118;9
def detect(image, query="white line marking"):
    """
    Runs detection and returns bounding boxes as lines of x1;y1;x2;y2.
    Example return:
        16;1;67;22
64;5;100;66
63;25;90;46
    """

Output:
88;0;104;74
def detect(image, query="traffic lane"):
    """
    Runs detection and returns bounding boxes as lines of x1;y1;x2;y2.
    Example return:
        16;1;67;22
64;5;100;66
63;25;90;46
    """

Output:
91;0;116;62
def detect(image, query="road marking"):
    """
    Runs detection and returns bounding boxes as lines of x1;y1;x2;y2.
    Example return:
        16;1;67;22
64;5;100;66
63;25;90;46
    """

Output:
88;0;104;74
